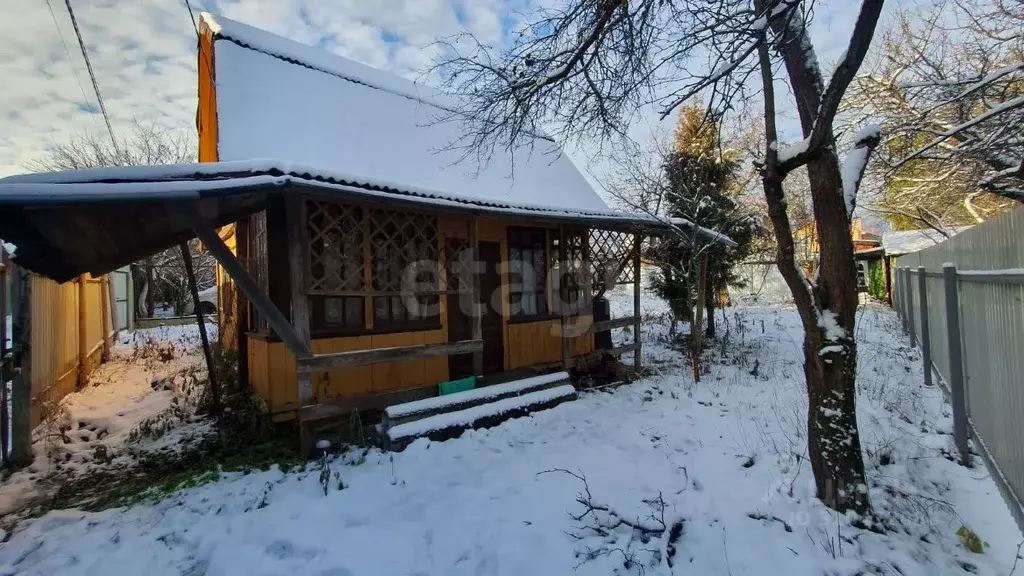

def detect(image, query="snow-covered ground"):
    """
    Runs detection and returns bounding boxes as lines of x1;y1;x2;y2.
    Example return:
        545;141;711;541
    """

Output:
0;293;1020;575
0;322;216;520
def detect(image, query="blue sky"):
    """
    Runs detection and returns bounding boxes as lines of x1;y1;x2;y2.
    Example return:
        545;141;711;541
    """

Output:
0;0;897;181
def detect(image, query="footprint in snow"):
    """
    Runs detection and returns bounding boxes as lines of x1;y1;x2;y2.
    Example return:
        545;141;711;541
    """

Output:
265;539;319;561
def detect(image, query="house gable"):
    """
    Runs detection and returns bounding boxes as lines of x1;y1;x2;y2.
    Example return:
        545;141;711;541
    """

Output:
199;12;610;216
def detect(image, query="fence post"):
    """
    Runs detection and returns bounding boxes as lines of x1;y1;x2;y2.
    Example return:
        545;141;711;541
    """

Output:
909;266;917;342
77;274;88;389
897;267;907;331
9;265;32;467
943;263;971;466
917;266;932;387
0;248;8;463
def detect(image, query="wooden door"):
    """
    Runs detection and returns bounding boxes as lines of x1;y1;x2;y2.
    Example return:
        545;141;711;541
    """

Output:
447;239;504;379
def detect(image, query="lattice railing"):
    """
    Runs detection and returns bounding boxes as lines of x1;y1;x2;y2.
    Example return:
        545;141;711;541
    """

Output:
370;210;438;292
551;229;590;313
590;229;635;297
307;200;364;294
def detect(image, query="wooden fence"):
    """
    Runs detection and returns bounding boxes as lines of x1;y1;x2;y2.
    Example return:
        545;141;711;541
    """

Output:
1;265;117;436
27;273;116;426
892;206;1024;530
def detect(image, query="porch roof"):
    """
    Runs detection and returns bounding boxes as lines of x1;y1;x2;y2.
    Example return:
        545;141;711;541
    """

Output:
0;160;732;283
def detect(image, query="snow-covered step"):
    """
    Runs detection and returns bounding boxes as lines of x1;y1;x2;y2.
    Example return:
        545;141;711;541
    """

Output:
381;371;570;429
384;385;577;451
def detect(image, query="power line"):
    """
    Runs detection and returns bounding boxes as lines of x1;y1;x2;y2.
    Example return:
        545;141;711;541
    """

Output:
62;0;118;150
43;0;97;131
183;0;214;85
183;0;199;34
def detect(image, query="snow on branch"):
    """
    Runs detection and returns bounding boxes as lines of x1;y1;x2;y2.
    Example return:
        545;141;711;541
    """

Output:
840;124;881;216
773;0;886;174
432;0;808;157
848;0;1024;204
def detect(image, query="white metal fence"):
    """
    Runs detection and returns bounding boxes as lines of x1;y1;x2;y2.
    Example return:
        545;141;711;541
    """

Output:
892;207;1024;529
730;261;793;305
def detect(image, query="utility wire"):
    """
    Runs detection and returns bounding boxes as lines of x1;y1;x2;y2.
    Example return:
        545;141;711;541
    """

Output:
43;0;98;132
183;0;199;33
183;0;214;86
62;0;118;150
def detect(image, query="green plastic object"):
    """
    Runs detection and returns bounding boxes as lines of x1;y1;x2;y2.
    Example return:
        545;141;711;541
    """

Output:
439;375;476;395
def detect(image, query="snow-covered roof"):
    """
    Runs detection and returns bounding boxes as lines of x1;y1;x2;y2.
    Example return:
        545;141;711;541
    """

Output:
881;226;973;256
0;160;646;225
199;12;610;216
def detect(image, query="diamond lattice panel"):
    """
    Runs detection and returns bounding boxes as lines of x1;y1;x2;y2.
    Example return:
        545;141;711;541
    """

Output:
307;200;364;293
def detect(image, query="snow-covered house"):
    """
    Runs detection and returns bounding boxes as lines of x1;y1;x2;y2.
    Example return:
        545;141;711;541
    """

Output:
0;13;732;448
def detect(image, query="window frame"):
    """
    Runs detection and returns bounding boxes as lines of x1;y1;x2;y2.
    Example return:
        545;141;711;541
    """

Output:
302;199;443;337
507;226;552;323
551;228;591;318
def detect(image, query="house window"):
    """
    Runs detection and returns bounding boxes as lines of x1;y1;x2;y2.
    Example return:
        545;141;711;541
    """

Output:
307;200;365;331
371;209;440;329
551;229;590;316
508;227;549;320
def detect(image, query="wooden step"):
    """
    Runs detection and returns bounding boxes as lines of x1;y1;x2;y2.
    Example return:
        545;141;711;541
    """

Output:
383;385;577;451
381;371;570;429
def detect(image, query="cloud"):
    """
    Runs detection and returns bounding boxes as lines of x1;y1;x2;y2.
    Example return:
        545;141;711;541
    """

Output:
0;0;506;176
0;0;892;180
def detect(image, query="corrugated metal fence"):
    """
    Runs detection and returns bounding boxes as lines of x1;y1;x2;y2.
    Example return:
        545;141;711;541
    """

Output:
892;207;1024;529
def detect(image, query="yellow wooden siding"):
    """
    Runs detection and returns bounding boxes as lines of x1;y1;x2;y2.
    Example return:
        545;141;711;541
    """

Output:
506;316;594;370
248;328;448;413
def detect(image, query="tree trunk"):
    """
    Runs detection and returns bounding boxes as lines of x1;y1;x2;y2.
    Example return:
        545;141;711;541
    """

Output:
753;3;873;516
704;284;716;338
803;157;870;515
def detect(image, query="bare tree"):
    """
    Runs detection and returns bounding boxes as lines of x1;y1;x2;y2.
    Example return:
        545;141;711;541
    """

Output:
28;119;196;171
437;0;885;514
844;0;1023;227
30;121;212;318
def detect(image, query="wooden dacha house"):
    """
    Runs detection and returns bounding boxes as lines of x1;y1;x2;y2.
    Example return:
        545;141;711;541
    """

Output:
0;14;733;449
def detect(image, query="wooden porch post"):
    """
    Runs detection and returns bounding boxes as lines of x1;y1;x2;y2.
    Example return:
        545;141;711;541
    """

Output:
177;204;311;358
235;218;250;397
285;195;313;407
632;233;642;372
559;225;571;371
468;218;483;377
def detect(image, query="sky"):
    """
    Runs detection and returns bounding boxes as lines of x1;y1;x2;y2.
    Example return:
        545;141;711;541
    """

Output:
0;0;892;189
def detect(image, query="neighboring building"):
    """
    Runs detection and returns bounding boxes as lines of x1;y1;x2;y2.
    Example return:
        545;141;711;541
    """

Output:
791;218;884;291
880;226;974;303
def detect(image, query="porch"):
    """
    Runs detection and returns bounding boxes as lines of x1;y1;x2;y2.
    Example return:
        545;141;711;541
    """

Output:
226;190;647;443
